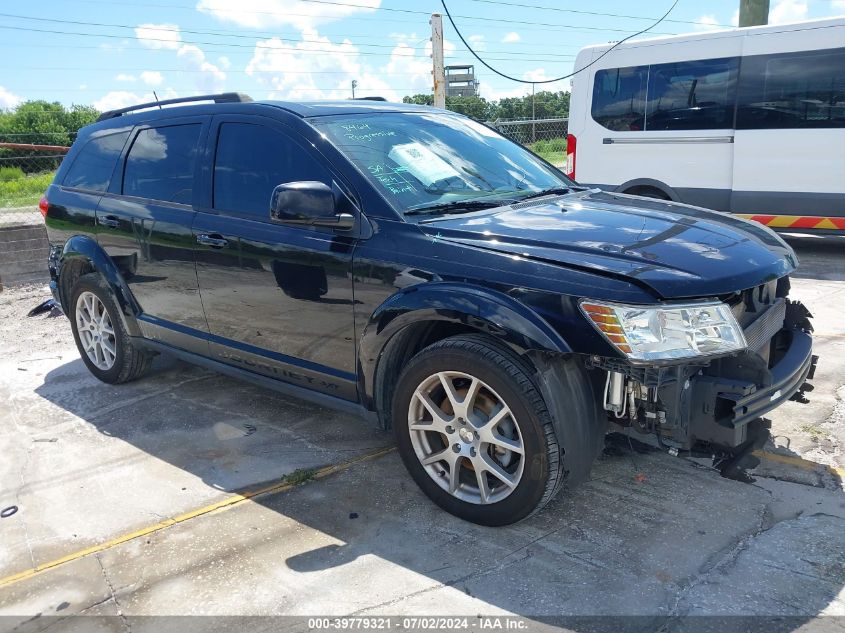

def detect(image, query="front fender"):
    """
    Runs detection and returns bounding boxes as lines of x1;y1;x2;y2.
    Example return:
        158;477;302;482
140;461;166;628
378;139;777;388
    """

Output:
359;282;572;405
59;235;142;337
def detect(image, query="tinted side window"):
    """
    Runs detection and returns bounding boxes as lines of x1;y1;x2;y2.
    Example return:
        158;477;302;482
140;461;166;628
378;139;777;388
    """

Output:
646;57;738;131
122;124;201;204
63;131;130;192
213;122;331;217
737;48;845;129
592;66;648;131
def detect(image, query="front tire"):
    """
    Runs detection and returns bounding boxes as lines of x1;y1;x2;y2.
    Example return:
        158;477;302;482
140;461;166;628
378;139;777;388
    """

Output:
69;273;152;384
392;335;564;526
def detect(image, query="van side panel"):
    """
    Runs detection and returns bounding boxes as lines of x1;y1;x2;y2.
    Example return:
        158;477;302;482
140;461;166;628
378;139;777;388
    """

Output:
571;18;845;230
731;25;845;221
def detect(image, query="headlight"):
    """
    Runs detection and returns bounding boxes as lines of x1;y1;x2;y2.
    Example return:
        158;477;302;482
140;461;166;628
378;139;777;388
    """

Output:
580;300;746;362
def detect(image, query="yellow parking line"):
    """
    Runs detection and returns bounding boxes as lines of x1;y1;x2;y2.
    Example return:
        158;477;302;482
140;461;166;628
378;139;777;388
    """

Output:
0;446;395;590
754;450;845;479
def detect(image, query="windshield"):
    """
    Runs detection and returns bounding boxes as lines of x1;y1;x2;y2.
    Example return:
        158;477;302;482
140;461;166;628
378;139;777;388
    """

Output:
310;111;573;215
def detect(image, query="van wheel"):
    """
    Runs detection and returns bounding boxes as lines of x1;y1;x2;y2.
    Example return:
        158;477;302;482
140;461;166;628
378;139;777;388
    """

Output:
69;273;152;384
392;335;566;526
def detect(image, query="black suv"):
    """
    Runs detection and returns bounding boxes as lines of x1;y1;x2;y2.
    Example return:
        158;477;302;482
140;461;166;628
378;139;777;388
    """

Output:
43;93;817;525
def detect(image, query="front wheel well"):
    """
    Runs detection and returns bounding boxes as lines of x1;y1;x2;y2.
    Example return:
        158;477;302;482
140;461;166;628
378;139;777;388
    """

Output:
58;257;95;310
374;321;536;430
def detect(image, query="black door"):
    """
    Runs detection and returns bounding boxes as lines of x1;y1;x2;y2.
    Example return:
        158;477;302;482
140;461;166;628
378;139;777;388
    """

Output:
193;116;358;400
96;117;209;353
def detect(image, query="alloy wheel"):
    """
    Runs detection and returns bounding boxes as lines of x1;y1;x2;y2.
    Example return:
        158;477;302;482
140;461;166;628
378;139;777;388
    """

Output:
407;371;525;505
75;291;117;371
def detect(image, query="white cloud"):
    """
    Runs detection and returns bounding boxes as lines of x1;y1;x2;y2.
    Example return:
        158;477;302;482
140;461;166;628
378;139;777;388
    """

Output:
197;0;381;30
731;9;740;26
140;70;164;86
93;91;151;111
135;23;182;50
770;0;808;24
177;44;226;92
245;28;439;102
467;34;486;51
501;32;521;43
116;73;137;82
832;0;845;10
0;86;21;109
93;89;178;112
217;56;231;70
694;14;721;30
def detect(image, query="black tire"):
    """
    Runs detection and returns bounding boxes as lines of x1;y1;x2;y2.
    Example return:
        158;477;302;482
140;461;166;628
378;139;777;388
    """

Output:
69;273;153;384
392;334;567;526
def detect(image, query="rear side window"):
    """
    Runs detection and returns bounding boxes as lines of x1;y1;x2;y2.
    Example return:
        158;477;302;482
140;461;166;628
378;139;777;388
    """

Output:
213;122;332;218
592;66;647;131
737;47;845;129
646;57;738;130
122;124;201;204
62;131;130;192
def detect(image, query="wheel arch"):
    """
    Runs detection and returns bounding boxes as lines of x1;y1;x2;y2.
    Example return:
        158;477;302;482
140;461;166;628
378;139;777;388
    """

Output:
360;283;572;429
58;235;142;337
615;178;679;201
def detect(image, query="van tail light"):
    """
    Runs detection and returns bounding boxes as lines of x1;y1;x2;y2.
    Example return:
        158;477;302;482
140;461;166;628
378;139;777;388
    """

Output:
39;196;49;219
565;134;576;180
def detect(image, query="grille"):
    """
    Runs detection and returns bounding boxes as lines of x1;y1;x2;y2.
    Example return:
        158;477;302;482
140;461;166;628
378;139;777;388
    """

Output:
744;298;786;351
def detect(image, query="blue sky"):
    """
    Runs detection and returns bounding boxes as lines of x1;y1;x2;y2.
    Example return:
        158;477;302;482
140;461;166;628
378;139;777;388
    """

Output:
1;0;843;111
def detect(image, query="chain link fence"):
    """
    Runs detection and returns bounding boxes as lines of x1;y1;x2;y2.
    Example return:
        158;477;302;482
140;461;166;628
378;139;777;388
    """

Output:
0;136;69;228
488;117;568;167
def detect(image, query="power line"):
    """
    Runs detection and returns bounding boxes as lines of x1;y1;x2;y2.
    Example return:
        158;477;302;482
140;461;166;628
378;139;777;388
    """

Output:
440;0;680;84
0;13;580;59
0;25;577;63
462;0;732;28
9;0;677;36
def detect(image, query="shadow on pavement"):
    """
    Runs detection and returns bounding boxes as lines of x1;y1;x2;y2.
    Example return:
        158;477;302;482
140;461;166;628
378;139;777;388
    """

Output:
29;354;845;630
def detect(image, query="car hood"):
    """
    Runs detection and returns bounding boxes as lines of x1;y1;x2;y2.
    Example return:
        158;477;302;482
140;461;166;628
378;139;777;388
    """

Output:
419;190;797;299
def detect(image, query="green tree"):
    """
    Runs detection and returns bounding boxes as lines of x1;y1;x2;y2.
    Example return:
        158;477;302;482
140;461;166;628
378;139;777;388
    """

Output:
404;93;495;121
0;101;101;173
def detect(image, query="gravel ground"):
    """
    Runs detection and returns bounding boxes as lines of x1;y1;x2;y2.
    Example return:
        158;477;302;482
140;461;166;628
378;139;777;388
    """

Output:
0;283;69;361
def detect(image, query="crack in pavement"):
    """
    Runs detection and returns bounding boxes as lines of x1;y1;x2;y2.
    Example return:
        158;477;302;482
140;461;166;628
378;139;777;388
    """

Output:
96;554;131;633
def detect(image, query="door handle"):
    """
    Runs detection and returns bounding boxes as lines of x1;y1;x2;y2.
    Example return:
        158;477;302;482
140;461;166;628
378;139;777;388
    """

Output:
196;233;229;248
98;215;119;229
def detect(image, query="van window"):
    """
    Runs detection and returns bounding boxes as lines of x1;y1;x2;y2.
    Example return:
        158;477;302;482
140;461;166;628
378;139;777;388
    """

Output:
737;48;845;129
646;57;738;130
592;66;647;131
122;124;201;204
213;122;331;218
63;131;130;192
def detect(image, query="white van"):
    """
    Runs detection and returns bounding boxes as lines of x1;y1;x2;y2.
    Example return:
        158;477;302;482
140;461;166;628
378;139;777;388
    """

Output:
567;17;845;233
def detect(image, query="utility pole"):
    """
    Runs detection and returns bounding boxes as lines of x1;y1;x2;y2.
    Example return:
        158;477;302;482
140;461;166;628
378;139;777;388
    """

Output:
351;79;357;99
430;13;446;109
739;0;769;26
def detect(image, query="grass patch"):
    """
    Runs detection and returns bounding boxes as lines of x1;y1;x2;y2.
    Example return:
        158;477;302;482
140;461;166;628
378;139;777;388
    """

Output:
284;467;318;486
527;137;566;166
0;171;55;209
798;424;829;441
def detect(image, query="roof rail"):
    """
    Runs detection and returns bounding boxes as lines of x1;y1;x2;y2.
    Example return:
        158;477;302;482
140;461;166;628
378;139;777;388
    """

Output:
352;96;387;101
97;92;253;121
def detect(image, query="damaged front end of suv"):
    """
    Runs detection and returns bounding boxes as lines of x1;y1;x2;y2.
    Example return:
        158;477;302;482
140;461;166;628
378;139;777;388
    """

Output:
582;276;817;470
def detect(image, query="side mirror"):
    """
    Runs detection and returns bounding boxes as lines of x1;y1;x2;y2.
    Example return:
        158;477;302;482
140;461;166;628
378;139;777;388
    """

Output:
270;181;353;230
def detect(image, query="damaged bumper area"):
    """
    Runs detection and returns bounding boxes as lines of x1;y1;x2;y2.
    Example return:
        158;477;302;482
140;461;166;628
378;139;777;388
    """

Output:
591;296;817;452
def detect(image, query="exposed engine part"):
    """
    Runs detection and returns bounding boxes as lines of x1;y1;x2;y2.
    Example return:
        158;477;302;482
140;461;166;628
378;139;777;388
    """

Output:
603;371;627;417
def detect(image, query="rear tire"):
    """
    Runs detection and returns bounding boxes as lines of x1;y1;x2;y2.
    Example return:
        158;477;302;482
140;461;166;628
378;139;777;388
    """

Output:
392;334;566;526
69;273;152;384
